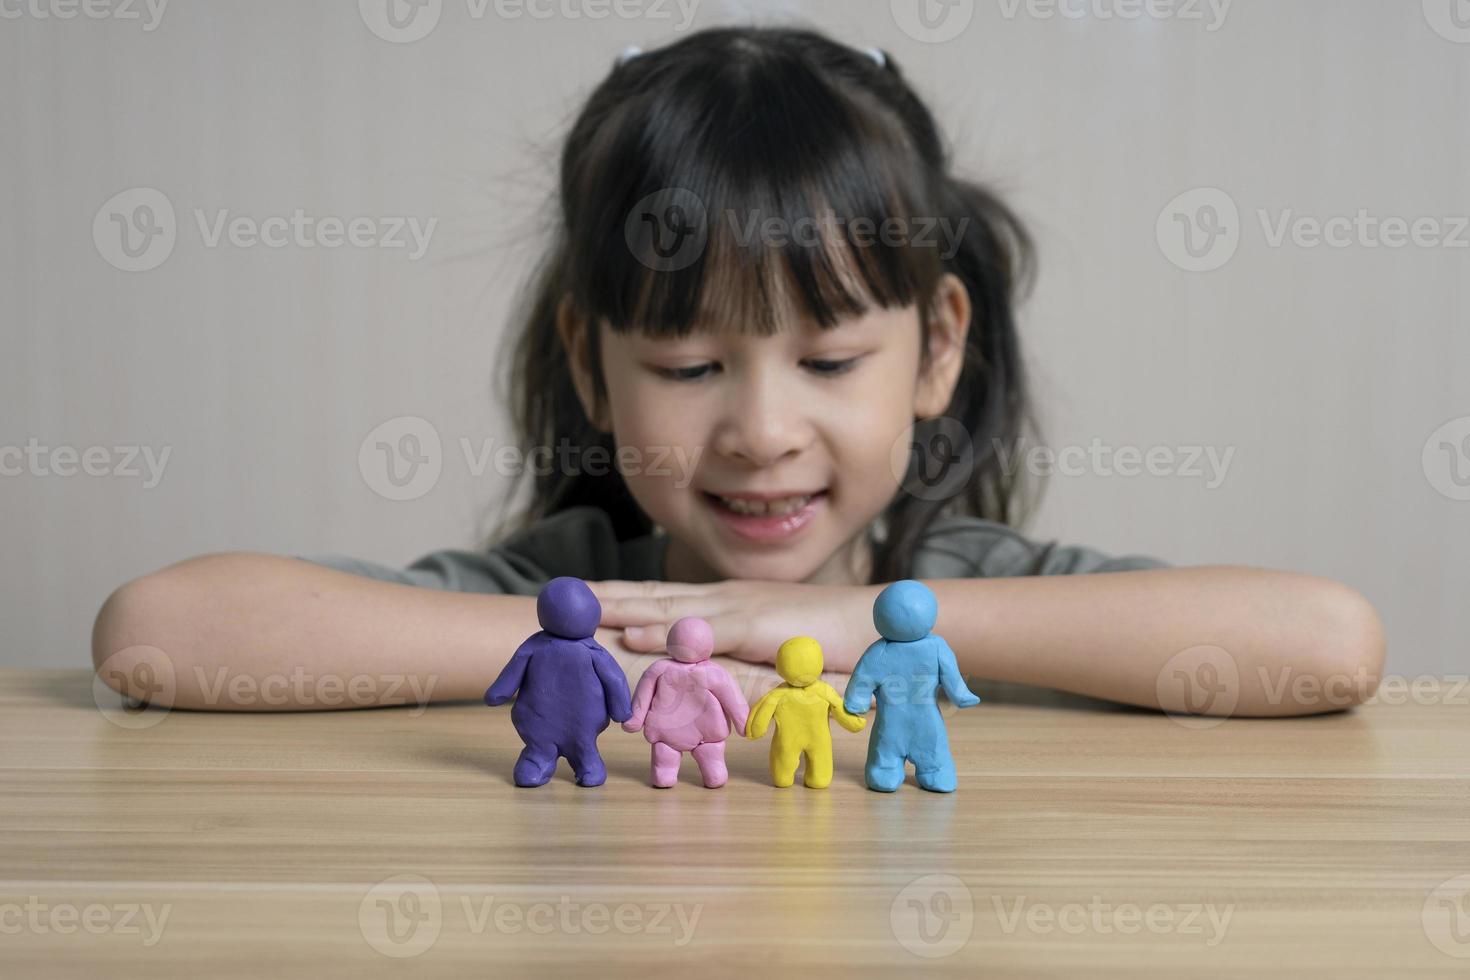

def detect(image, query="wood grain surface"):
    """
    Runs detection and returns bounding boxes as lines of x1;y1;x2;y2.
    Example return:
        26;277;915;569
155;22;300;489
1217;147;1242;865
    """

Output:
2;669;1468;978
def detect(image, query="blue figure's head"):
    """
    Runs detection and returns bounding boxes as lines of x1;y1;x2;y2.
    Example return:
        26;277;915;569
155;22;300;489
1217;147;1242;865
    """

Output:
873;579;937;642
537;576;600;639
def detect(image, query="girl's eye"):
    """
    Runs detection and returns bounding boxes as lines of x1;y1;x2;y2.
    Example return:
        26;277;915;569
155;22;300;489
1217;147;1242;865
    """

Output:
654;362;720;382
802;356;863;376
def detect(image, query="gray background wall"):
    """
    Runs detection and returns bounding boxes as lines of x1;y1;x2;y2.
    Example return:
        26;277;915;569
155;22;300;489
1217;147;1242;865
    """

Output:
2;0;1466;675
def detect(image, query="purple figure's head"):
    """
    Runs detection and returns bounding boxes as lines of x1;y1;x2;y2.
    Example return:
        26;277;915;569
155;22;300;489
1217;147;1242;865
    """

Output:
665;617;714;663
536;576;601;639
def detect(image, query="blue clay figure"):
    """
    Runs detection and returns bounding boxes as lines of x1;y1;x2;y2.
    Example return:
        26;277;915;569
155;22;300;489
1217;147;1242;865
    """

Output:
484;576;632;788
842;580;981;793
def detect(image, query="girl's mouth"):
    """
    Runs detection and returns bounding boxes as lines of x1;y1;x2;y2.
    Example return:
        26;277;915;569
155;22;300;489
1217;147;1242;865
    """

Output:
700;489;828;543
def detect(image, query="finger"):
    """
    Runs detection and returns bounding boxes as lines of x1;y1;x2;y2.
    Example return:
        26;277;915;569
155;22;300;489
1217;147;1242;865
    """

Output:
704;613;752;657
621;624;669;652
598;594;721;629
586;579;721;601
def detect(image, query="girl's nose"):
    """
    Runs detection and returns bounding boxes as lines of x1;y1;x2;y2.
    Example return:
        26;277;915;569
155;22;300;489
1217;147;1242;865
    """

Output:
712;369;813;467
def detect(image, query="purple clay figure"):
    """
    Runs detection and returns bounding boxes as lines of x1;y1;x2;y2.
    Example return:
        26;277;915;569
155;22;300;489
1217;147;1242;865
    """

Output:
622;617;750;789
484;577;632;788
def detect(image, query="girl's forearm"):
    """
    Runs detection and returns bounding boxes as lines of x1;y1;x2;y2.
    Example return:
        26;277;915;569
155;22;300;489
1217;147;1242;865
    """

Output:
92;552;538;710
924;566;1386;717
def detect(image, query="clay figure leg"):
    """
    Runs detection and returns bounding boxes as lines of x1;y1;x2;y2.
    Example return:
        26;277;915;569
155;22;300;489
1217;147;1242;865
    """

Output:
690;740;728;788
864;719;909;793
905;709;957;793
802;729;834;789
563;736;608;788
769;732;802;788
512;739;559;788
650;741;682;788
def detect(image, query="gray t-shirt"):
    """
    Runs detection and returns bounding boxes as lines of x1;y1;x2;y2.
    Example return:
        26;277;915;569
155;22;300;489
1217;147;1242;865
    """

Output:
299;506;1167;710
298;505;1167;591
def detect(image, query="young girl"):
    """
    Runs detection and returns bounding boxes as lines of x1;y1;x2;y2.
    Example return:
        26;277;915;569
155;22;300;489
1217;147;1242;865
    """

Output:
92;26;1384;717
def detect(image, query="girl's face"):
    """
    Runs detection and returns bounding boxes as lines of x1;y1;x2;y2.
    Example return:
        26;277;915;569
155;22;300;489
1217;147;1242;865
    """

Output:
563;274;970;586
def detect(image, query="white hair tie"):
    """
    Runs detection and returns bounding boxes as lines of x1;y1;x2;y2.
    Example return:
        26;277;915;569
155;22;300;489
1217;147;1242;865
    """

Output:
866;46;886;68
617;44;643;67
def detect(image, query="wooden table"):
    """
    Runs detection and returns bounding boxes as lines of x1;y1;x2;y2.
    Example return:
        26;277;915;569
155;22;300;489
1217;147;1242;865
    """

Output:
2;669;1468;977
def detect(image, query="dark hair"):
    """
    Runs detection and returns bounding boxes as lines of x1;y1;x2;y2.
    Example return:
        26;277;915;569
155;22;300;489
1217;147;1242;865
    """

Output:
496;25;1040;583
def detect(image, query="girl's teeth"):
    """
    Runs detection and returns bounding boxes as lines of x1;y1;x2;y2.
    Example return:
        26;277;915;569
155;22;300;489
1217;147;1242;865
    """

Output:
720;495;812;517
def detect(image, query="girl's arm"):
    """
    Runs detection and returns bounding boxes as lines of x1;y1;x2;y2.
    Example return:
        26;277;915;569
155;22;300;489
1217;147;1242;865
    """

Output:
92;551;564;711
926;565;1386;717
594;566;1386;718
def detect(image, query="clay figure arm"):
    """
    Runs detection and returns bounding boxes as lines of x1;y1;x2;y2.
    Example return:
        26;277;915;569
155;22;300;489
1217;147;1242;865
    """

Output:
841;640;885;715
587;639;634;724
937;638;981;708
484;635;538;706
622;659;667;733
704;664;751;736
814;681;867;733
745;687;783;740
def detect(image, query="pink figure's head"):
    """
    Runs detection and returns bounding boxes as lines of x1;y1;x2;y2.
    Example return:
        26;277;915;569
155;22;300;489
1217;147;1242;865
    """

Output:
666;617;714;663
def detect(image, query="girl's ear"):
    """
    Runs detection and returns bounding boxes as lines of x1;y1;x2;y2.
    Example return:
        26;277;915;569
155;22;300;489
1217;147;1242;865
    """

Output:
556;295;611;432
914;273;972;419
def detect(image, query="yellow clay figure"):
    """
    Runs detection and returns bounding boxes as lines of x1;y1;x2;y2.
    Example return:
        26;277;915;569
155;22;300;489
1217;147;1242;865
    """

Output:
746;637;866;788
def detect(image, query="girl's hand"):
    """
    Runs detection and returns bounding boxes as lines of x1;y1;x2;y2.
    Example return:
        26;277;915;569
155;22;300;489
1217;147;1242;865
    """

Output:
587;579;882;677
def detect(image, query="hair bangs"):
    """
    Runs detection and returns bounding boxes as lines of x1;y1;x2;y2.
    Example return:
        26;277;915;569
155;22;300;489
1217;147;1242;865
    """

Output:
571;45;943;340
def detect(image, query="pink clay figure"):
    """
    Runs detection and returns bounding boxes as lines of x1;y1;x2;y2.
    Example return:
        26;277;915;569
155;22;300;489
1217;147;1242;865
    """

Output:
622;617;751;788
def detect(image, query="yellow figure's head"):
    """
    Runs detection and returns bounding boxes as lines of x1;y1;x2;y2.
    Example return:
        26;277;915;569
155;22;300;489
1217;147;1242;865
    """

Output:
776;636;823;687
